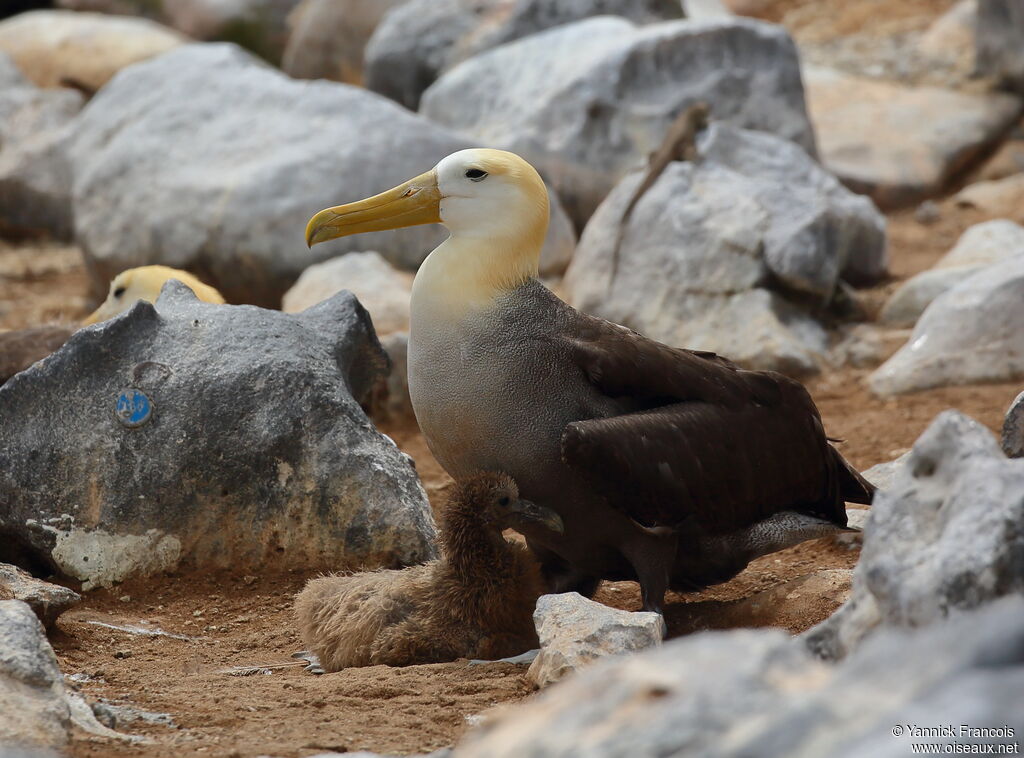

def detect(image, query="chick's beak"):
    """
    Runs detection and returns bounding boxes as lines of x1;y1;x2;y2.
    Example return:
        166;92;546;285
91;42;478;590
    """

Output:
305;170;441;247
509;499;565;534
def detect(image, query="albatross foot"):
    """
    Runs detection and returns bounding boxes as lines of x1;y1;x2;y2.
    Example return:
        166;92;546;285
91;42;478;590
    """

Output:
291;650;325;675
467;648;540;666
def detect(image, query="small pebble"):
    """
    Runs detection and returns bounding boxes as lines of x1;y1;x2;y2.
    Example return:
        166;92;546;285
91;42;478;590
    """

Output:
113;651;131;659
119;595;131;602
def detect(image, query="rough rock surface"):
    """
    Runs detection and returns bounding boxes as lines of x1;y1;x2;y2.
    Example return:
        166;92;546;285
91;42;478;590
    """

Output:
0;283;437;589
859;452;910;492
564;122;884;374
0;53;82;239
1002;390;1024;458
378;332;413;421
67;43;574;306
0;600;71;754
527;592;665;688
880;219;1024;326
805;411;1024;661
0;11;186;92
281;0;407;83
455;597;1024;758
0;564;80;630
283;252;413;335
804;66;1022;209
976;0;1024;93
421;16;816;226
871;257;1024;394
365;0;683;110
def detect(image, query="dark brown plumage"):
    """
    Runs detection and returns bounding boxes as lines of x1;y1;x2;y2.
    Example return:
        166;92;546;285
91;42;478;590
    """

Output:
0;325;74;385
293;473;558;671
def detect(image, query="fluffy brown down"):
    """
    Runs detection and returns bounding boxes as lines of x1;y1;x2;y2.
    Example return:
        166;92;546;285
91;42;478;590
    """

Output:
294;474;546;671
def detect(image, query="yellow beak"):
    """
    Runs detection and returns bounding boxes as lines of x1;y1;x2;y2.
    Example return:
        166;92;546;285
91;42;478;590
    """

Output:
305;170;442;247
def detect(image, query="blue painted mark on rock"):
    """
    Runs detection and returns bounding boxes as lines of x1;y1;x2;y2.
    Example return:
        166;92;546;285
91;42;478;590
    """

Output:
116;389;153;428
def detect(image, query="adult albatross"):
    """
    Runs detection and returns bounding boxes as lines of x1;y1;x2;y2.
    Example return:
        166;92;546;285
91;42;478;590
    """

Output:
306;148;874;613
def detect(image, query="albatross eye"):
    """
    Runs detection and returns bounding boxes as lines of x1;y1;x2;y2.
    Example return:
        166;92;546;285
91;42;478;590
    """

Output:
497;496;511;507
465;168;487;182
113;286;126;298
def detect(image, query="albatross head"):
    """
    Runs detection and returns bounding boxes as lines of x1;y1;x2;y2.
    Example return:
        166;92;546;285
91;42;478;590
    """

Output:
81;265;225;325
305;148;549;290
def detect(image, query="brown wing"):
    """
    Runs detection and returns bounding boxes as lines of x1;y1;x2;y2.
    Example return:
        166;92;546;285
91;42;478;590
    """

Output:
560;316;873;533
0;326;74;384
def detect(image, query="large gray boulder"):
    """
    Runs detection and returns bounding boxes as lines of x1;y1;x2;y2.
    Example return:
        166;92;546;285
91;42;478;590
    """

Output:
564;122;884;375
365;0;682;110
880;219;1024;326
421;16;815;226
0;282;437;590
454;596;1024;758
0;53;82;239
281;0;408;83
68;43;574;306
805;411;1024;661
870;256;1024;394
976;0;1024;93
0;601;71;754
804;65;1022;209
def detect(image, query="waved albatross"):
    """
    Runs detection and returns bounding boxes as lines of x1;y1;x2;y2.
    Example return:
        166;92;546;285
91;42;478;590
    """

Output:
306;149;874;613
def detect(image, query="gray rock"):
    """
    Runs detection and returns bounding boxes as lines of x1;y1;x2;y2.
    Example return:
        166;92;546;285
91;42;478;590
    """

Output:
421;16;815;226
454;595;1024;758
281;0;408;83
804;65;1022;209
859;452;910;492
1002;389;1024;457
935;218;1024;269
527;592;665;687
0;53;82;240
378;331;413;421
0;600;71;754
879;267;978;327
0;564;80;630
67;43;574;306
880;219;1024;327
0;282;437;589
805;411;1024;661
0;11;186;92
365;0;682;110
283;252;413;335
870;257;1024;394
976;0;1024;92
565;122;884;374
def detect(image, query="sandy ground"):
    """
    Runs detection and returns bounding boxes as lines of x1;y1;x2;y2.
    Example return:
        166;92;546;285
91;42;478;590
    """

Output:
0;3;1020;755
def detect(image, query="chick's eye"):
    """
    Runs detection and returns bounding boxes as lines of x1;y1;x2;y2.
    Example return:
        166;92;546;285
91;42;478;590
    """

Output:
113;286;126;298
497;496;510;507
465;168;487;181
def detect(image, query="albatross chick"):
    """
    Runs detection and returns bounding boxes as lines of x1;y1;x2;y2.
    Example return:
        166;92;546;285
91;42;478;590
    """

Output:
294;472;560;671
305;148;874;613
